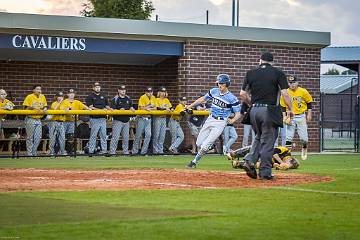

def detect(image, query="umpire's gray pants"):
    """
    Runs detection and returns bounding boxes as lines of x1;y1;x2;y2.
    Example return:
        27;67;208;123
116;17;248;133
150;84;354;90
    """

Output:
25;117;42;156
49;121;66;155
109;120;130;155
169;119;184;150
88;118;107;154
244;107;278;178
153;117;167;154
132;117;151;155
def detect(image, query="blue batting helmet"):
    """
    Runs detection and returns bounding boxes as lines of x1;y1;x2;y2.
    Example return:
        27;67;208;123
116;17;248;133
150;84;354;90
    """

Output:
216;74;231;87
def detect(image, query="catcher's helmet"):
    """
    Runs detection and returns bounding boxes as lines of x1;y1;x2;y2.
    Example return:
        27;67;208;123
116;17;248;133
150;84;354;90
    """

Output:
216;74;231;87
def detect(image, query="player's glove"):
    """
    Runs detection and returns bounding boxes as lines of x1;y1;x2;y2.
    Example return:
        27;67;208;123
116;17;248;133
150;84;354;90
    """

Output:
283;116;292;126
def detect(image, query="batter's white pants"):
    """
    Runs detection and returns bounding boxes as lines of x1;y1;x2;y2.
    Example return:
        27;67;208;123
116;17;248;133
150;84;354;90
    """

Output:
196;116;227;153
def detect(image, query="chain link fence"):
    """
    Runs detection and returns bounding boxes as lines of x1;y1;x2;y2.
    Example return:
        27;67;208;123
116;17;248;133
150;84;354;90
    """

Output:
320;93;359;152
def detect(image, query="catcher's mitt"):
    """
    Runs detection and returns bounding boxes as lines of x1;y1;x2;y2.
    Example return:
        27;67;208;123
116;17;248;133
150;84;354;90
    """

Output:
274;162;290;170
232;160;245;169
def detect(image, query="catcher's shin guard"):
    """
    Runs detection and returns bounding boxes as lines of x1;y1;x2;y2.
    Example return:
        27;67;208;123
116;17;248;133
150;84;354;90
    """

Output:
231;145;251;160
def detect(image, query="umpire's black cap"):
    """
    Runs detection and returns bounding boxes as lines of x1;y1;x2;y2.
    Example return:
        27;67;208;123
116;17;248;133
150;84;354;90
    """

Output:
118;85;126;90
260;51;274;62
287;75;298;83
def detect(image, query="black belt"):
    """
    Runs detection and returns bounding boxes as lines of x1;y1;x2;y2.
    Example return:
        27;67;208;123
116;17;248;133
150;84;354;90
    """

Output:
252;103;270;107
212;115;225;120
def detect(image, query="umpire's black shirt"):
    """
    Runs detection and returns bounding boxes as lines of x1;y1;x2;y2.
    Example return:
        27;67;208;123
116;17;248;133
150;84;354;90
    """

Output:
242;63;288;105
111;95;133;123
86;92;109;119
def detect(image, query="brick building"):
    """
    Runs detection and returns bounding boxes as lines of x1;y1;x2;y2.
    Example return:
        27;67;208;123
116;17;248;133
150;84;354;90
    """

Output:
0;12;330;152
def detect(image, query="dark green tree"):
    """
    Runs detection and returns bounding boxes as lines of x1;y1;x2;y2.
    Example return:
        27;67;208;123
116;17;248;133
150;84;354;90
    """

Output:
323;67;340;75
81;0;155;20
341;69;357;75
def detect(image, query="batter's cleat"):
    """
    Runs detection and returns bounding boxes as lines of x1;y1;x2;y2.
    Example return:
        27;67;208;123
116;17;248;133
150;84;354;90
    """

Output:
301;148;308;160
186;161;197;169
242;160;257;179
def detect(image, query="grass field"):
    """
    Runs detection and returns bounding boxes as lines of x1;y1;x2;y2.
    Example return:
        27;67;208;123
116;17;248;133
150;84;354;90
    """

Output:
0;154;360;240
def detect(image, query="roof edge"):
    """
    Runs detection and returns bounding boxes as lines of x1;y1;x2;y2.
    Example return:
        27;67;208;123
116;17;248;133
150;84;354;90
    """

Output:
0;12;330;46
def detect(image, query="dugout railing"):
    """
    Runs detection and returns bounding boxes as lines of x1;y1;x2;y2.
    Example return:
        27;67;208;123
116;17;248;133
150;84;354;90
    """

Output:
0;109;210;158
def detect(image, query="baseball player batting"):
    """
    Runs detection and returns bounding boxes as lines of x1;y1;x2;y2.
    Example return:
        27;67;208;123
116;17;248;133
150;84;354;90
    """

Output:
185;74;241;168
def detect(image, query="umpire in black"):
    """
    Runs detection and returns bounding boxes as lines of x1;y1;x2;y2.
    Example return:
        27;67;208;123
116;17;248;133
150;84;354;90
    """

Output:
240;51;293;180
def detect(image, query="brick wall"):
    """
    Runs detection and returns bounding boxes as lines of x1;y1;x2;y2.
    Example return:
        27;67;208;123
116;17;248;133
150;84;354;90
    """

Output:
178;40;322;152
0;57;179;106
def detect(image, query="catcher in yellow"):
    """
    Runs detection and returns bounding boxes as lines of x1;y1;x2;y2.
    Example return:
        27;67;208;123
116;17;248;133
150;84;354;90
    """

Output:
270;146;300;170
229;146;299;171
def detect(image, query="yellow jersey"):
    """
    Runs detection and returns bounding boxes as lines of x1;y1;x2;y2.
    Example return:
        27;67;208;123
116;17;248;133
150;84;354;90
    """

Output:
171;104;185;121
0;99;14;119
50;101;66;121
60;99;87;121
156;98;172;110
138;94;156;110
22;93;48;119
280;87;313;115
272;146;291;163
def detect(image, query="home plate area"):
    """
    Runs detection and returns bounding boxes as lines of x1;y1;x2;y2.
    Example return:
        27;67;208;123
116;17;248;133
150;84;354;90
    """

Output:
0;169;333;192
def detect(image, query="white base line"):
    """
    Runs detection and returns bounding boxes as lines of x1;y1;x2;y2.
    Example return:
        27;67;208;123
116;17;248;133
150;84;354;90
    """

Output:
333;168;360;171
273;187;360;196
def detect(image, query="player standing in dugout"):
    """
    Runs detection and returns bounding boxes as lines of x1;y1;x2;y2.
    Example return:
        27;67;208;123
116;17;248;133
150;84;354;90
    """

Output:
132;87;157;155
109;85;135;155
85;82;112;156
281;75;313;160
185;74;241;168
22;85;48;156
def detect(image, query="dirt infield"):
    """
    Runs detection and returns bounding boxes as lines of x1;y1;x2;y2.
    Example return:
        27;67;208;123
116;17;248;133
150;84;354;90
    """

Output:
0;168;333;192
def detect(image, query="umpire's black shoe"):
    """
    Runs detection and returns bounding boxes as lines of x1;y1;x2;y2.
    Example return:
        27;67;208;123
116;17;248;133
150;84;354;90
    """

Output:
259;175;276;181
242;160;257;179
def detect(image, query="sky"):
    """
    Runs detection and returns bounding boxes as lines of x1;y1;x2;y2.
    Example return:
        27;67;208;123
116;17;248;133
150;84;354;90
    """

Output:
0;0;359;72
